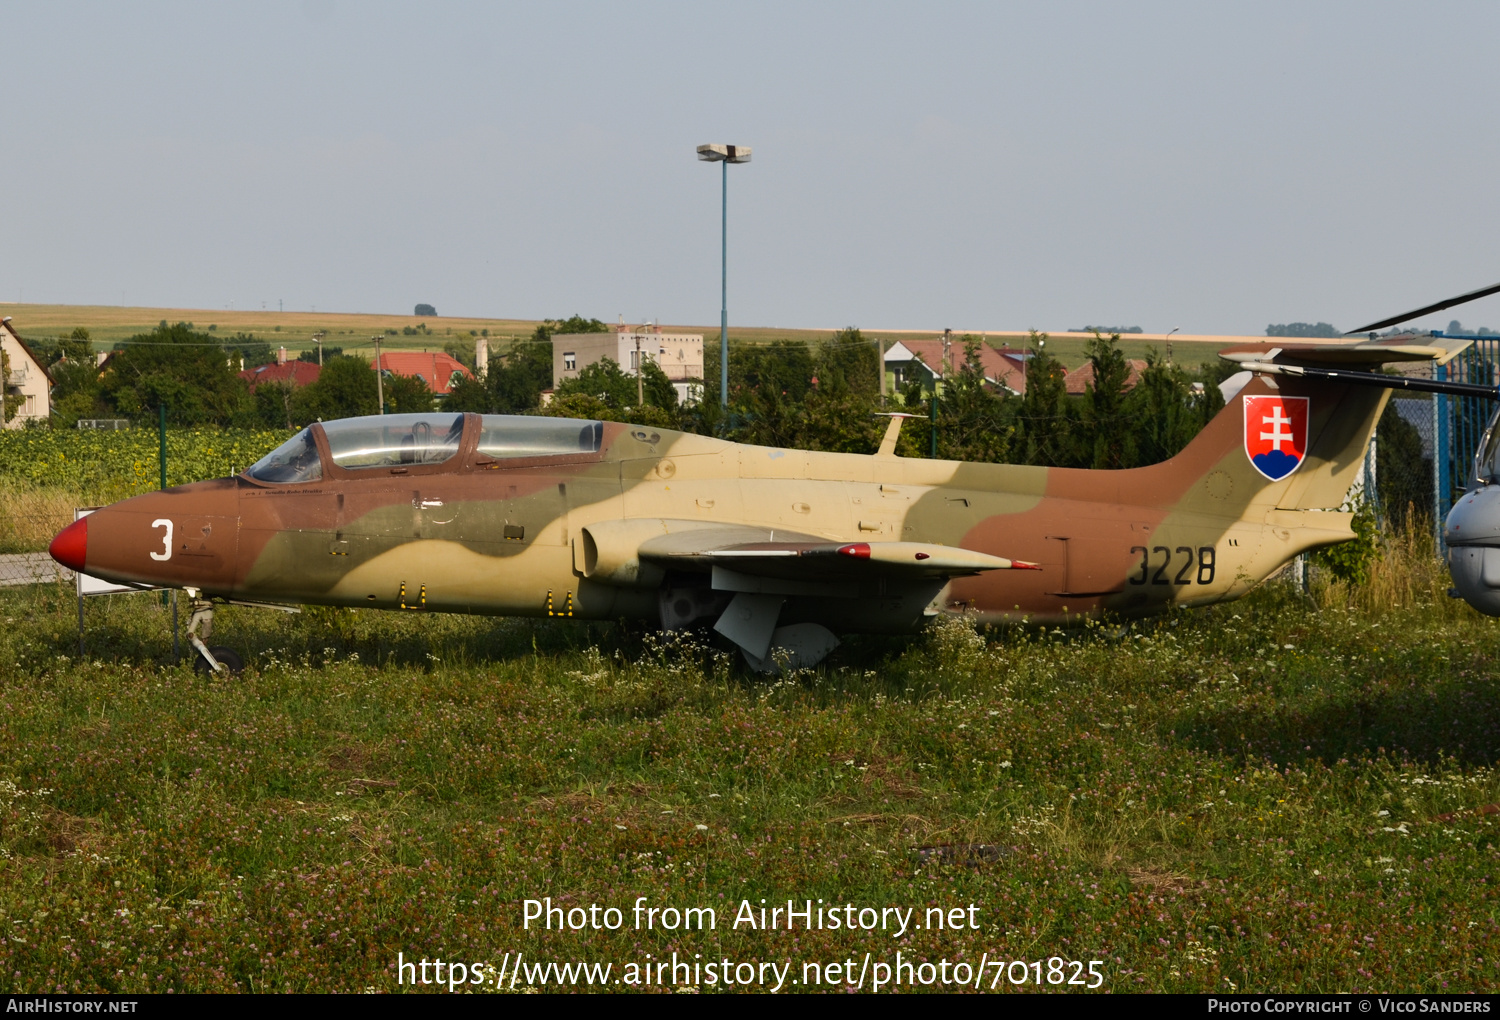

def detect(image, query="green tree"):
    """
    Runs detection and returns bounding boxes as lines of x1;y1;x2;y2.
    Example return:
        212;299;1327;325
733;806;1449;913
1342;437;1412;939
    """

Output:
1077;333;1134;469
1120;351;1223;467
816;327;880;397
538;315;610;339
640;358;678;410
540;392;614;422
493;334;557;411
28;326;94;367
442;330;559;414
555;357;638;409
297;346;342;364
551;354;678;413
382;371;434;414
934;337;1014;462
1313;500;1379;584
0;348;13;425
222;333;274;370
1014;333;1072;466
99;322;251;426
794;391;886;453
737;340;814;404
444;334;477;372
1266;322;1342;338
441;373;491;414
541;391;678;430
253;380;300;430
291;355;379;422
48;358;106;426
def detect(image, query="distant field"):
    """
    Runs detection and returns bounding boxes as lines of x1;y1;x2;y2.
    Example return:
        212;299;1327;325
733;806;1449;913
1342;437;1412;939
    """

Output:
0;527;1496;993
0;303;543;358
0;302;1261;369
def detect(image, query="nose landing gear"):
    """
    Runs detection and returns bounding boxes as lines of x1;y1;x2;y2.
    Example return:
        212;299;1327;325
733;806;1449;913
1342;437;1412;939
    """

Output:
184;593;243;675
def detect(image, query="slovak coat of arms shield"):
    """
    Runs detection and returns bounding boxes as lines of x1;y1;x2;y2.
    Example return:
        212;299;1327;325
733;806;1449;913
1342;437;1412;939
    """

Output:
1243;394;1309;482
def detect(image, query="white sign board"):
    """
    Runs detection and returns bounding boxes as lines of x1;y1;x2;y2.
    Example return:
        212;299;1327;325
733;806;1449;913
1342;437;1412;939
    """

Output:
75;507;162;596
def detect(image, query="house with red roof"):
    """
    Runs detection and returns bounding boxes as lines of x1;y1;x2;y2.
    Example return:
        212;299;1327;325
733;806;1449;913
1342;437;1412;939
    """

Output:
1062;359;1149;396
238;360;321;392
883;337;1035;396
373;351;472;395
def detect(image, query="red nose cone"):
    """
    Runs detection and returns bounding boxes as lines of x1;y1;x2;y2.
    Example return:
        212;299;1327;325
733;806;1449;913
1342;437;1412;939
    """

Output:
49;517;88;572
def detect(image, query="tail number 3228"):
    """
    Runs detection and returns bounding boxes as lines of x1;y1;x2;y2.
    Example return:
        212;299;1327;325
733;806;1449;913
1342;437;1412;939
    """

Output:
1128;545;1215;586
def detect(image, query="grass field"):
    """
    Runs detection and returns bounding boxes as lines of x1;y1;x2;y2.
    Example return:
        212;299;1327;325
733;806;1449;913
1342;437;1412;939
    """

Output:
0;529;1497;994
0;301;1253;369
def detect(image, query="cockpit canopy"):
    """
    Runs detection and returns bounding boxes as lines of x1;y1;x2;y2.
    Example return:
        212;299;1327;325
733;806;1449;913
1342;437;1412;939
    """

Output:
246;427;322;484
477;416;603;459
1476;406;1500;486
245;413;604;484
323;413;466;470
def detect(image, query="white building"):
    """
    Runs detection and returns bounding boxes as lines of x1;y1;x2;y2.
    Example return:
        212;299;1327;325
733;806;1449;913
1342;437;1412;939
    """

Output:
1;318;53;428
552;324;704;405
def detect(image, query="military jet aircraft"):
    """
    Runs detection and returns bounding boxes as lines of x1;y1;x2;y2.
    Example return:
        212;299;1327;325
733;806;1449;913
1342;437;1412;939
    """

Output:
46;336;1473;672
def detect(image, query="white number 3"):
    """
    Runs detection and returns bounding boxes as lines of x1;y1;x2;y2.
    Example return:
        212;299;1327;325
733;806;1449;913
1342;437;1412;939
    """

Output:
150;519;173;561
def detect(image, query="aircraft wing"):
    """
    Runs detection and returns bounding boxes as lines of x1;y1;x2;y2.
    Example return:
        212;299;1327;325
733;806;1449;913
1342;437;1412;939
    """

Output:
637;532;1037;580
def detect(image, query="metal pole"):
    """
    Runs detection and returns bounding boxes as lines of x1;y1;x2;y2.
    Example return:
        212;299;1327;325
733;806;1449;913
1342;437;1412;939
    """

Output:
930;394;939;458
159;404;167;489
159;405;169;609
1435;363;1450;550
720;159;728;409
374;337;385;414
877;338;886;407
636;333;644;407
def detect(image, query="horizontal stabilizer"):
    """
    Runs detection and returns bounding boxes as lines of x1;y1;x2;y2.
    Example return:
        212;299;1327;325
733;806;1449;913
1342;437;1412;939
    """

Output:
1218;336;1472;368
1234;360;1500;400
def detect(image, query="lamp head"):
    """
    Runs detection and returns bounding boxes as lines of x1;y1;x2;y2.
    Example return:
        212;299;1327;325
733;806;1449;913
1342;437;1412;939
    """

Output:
697;143;751;163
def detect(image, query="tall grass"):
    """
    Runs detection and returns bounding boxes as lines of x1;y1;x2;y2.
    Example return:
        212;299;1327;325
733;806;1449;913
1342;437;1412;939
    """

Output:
0;482;84;554
1314;515;1457;618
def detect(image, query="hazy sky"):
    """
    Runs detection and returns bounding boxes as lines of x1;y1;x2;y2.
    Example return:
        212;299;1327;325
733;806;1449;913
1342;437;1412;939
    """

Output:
3;1;1499;336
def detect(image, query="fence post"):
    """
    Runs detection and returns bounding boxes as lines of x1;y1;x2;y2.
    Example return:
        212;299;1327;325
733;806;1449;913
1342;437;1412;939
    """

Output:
159;405;169;610
158;404;167;490
1434;364;1449;551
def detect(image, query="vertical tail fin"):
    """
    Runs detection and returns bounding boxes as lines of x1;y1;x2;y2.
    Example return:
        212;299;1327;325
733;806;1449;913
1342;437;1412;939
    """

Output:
1127;338;1468;518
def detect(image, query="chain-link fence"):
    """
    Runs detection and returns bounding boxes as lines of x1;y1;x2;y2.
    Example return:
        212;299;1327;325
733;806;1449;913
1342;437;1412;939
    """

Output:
0;551;73;587
0;507;78;586
1375;396;1436;533
1435;336;1500;530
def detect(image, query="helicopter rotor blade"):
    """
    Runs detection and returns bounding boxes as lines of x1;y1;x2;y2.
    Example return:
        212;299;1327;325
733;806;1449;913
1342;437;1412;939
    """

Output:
1347;280;1500;335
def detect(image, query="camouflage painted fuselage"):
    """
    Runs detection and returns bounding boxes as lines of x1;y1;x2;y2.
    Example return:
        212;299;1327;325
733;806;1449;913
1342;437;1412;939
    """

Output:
62;369;1382;631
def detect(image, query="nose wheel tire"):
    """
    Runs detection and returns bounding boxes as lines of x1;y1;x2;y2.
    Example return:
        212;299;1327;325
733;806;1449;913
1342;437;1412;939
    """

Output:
192;645;244;676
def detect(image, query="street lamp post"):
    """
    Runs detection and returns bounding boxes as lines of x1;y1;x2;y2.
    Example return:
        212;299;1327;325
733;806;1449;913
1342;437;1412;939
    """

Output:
372;336;385;414
696;143;751;409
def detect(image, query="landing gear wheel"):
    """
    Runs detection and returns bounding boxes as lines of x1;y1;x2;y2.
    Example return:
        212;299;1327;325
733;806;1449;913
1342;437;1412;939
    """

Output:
193;646;243;676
